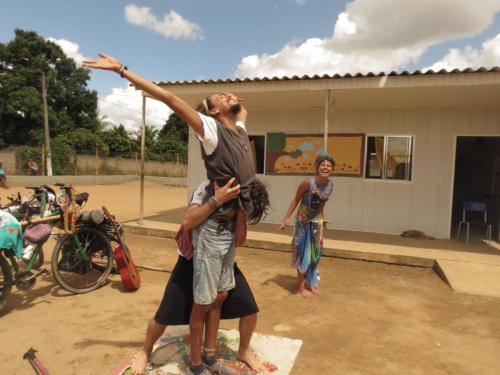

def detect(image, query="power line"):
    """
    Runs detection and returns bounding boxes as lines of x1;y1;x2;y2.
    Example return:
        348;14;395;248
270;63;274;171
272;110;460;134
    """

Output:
97;96;168;123
3;79;170;124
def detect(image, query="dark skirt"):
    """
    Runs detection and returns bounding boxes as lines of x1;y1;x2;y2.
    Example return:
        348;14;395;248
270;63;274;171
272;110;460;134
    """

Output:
154;256;259;326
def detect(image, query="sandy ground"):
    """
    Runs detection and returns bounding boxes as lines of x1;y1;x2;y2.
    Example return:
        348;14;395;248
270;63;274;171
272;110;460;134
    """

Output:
1;181;500;374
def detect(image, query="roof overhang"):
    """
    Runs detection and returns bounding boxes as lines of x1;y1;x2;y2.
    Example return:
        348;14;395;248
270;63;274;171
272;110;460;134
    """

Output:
141;69;500;110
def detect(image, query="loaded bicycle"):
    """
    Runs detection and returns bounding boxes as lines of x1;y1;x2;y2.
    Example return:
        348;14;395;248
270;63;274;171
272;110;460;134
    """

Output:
0;183;130;313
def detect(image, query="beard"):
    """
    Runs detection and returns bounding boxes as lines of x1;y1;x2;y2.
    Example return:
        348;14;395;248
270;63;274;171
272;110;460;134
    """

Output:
230;103;241;114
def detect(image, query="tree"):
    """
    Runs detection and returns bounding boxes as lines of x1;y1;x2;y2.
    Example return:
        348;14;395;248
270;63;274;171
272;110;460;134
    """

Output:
0;29;99;146
151;138;188;162
159;113;189;143
101;125;136;157
56;128;109;155
134;124;159;150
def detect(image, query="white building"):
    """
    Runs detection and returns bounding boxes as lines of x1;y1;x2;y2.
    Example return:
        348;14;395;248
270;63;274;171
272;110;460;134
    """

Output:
153;68;500;239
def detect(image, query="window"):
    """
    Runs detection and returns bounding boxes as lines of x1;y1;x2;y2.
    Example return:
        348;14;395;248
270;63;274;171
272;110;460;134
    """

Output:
365;136;413;181
249;135;265;174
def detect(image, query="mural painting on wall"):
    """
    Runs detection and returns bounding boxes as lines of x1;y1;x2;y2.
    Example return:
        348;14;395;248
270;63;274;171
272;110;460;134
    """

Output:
265;133;365;176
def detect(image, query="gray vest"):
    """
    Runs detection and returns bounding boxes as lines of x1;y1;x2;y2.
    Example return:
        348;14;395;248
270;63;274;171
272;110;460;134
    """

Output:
200;120;255;216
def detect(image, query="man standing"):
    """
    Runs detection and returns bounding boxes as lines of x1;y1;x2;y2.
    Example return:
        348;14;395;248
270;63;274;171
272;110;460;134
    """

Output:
131;178;266;375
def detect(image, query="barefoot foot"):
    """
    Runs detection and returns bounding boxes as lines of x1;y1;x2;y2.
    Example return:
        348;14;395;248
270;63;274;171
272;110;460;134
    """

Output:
237;351;267;373
298;288;313;298
131;350;150;375
306;285;319;295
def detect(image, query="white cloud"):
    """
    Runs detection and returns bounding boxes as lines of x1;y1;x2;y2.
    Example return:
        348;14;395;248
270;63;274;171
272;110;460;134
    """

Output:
98;86;172;132
236;0;500;77
424;32;500;71
294;0;306;5
46;37;88;64
124;4;202;40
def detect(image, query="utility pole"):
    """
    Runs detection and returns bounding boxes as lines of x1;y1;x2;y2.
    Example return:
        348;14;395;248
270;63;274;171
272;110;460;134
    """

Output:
139;95;146;225
41;72;53;176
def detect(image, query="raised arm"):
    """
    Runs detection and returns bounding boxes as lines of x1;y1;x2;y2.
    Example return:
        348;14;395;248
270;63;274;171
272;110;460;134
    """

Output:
236;104;248;124
82;53;204;136
279;179;308;230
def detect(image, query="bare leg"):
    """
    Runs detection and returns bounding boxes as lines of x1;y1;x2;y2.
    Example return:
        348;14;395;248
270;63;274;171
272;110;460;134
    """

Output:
131;318;166;375
237;314;266;373
297;271;313;298
189;303;211;366
203;291;228;354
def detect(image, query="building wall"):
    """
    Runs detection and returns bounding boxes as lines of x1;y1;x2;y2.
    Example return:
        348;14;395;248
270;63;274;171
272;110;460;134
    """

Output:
188;106;500;238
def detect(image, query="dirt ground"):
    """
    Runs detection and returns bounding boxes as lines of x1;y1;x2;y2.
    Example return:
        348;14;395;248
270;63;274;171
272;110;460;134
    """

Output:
1;181;500;375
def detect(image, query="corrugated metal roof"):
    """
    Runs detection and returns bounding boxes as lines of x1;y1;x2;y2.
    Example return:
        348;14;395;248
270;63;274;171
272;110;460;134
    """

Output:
158;66;500;86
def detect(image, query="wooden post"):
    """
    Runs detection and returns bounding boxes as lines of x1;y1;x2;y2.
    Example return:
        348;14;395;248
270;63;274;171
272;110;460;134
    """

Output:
135;152;139;176
95;147;99;176
41;143;45;176
323;90;331;154
139;96;146;225
41;72;53;176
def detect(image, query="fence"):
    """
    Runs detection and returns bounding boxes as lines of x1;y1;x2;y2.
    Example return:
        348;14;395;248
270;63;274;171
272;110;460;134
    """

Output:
0;151;187;177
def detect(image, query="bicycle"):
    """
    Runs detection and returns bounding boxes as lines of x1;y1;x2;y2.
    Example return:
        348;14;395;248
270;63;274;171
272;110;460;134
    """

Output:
49;183;115;294
0;212;51;313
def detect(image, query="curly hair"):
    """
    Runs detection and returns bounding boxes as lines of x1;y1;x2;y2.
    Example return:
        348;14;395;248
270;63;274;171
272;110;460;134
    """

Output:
247;178;270;225
314;154;335;172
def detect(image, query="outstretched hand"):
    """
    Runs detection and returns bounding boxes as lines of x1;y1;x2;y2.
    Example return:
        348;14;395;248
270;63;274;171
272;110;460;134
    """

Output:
82;52;122;72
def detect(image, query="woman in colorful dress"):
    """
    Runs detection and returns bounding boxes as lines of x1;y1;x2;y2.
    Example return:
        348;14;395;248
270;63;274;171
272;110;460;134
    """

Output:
280;155;334;298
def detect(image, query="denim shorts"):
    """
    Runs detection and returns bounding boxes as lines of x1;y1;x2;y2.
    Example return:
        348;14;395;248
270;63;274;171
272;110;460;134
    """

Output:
192;218;235;305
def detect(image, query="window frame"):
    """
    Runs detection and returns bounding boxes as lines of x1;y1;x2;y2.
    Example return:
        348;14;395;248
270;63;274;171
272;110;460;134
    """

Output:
364;134;414;182
248;133;267;176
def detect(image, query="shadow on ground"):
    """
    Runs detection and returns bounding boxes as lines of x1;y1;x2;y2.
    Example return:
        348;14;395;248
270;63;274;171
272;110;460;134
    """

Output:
262;274;297;294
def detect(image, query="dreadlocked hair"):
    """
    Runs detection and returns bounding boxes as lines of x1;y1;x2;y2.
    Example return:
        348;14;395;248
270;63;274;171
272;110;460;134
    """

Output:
195;97;213;115
247;179;270;225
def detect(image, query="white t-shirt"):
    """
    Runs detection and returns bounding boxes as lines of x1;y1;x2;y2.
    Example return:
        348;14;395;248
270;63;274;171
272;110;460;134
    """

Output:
195;113;246;156
177;180;209;257
189;180;209;205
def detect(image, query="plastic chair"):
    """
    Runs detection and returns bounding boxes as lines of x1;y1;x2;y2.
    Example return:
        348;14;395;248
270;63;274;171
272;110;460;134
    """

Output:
456;201;492;244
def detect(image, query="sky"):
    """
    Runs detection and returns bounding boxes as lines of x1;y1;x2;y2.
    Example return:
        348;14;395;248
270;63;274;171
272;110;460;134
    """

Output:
1;0;500;131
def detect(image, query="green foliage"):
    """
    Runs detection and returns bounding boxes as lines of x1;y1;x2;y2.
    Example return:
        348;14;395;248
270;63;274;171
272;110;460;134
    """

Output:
100;125;136;157
51;138;75;175
155;113;189;162
150;138;187;162
14;142;75;175
134;124;159;150
55;128;109;155
159;113;189;143
0;29;98;147
14;146;41;174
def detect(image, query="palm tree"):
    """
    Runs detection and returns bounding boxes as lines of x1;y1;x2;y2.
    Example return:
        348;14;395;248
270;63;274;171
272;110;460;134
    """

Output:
96;114;114;132
134;124;159;149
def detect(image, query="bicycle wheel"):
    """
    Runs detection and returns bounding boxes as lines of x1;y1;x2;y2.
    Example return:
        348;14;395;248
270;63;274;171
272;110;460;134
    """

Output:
0;253;13;313
51;226;113;294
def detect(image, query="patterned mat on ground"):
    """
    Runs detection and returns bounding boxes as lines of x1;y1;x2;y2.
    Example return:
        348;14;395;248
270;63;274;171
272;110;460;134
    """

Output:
112;326;302;375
